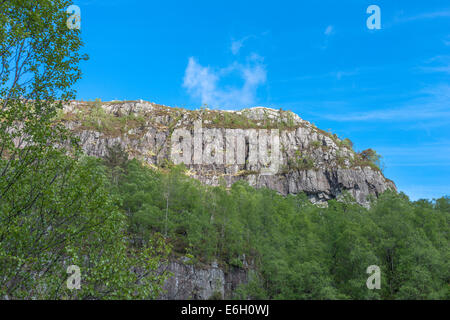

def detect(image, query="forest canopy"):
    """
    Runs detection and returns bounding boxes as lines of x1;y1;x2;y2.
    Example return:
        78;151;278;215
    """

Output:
107;154;449;300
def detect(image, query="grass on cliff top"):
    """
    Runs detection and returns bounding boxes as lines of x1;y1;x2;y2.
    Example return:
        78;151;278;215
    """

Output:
56;100;147;137
59;99;305;131
57;100;385;173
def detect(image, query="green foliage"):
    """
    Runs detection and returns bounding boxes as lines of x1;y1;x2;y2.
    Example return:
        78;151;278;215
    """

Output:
353;148;384;172
286;111;295;127
103;143;129;184
0;154;170;299
116;161;449;300
336;152;347;167
359;149;381;164
208;290;223;300
288;151;315;170
341;138;354;149
104;143;129;170
76;103;146;136
187;108;301;130
233;271;268;299
0;0;170;299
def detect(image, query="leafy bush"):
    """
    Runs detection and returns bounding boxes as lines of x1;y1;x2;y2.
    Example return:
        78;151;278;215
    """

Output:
341;138;354;149
354;148;383;171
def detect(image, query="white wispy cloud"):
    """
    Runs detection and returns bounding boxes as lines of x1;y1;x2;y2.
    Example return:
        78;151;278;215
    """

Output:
396;10;450;23
321;108;450;122
275;69;359;83
182;55;267;109
317;85;450;122
422;66;450;74
383;9;450;29
379;142;450;165
324;25;334;36
443;35;450;46
320;25;335;50
419;55;450;74
335;70;358;80
231;36;252;55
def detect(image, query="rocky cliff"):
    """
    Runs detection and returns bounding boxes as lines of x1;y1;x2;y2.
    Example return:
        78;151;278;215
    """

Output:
60;100;395;206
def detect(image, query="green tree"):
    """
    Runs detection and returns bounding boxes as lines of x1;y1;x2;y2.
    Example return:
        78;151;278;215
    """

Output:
0;0;170;299
358;148;383;171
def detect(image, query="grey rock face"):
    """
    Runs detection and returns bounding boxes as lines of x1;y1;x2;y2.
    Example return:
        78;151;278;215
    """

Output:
63;100;396;206
158;260;248;300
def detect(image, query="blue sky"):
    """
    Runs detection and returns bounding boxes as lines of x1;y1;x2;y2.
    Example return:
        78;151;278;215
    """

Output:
73;0;449;200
